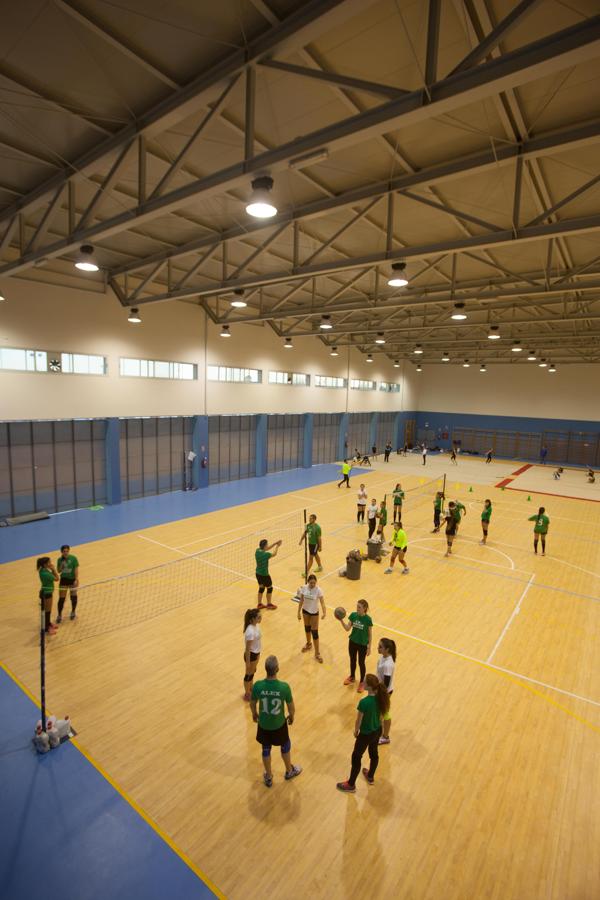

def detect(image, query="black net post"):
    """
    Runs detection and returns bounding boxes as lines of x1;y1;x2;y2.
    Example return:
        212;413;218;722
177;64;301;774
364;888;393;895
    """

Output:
442;473;447;499
39;596;46;732
303;508;308;579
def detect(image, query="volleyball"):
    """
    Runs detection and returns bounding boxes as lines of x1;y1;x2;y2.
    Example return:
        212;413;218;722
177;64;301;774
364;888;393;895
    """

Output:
334;606;346;620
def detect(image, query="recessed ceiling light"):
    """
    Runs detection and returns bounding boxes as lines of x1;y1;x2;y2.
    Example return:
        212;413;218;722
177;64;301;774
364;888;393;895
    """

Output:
451;303;467;321
413;345;423;354
548;363;556;373
488;325;500;340
74;244;99;272
388;262;408;288
319;315;333;330
220;325;231;338
527;351;537;360
245;175;277;218
330;346;339;356
463;360;470;368
374;332;385;344
284;337;293;348
511;340;522;352
127;307;142;324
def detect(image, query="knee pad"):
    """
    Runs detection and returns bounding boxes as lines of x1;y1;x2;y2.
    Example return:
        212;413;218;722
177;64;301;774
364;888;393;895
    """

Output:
244;674;253;682
258;586;265;595
266;587;273;595
262;746;271;758
311;629;319;641
304;625;311;634
281;739;291;754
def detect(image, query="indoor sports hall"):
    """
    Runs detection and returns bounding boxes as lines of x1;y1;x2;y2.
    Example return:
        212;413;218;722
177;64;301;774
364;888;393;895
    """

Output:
0;3;599;899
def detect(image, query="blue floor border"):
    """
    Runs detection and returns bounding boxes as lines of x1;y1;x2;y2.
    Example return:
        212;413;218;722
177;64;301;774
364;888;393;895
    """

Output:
0;464;369;563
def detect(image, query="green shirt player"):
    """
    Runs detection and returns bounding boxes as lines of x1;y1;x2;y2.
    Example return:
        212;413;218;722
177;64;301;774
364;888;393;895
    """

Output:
37;556;59;634
453;501;467;532
338;459;352;489
255;537;282;610
376;501;388;540
250;655;301;788
298;513;322;576
528;506;550;555
56;544;79;623
392;483;404;524
385;523;409;574
432;490;444;533
336;673;389;792
480;500;492;545
339;599;373;691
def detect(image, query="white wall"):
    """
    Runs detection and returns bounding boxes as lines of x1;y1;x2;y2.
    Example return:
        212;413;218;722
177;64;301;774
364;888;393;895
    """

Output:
416;363;599;422
0;278;418;419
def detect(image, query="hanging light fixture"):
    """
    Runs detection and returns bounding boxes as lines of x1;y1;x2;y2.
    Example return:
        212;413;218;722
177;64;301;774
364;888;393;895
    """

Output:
319;315;333;330
451;303;467;320
548;363;556;373
387;262;408;287
0;289;5;302
416;364;422;372
127;307;142;324
366;353;373;363
463;360;470;368
74;244;99;272
487;325;500;340
442;351;450;362
220;325;231;338
511;340;522;352
393;360;400;368
538;358;547;367
374;332;385;344
245;176;277;218
330;346;339;356
230;289;247;308
480;363;486;372
284;337;293;349
413;344;423;354
527;350;537;361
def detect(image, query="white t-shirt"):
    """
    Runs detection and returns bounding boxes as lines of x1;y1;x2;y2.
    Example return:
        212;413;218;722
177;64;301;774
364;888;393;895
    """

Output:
422;447;427;456
299;585;324;615
357;488;368;506
377;654;395;692
367;503;378;519
244;624;261;654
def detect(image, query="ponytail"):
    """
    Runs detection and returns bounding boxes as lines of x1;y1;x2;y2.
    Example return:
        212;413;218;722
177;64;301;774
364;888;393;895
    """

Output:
365;673;390;717
243;608;259;632
36;557;50;571
379;637;396;662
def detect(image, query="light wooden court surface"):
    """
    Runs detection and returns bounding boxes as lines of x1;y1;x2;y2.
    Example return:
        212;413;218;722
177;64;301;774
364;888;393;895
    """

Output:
1;455;599;900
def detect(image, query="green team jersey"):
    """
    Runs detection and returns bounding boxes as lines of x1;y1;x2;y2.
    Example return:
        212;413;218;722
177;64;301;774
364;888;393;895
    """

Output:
255;548;272;575
349;612;372;646
434;496;443;511
393;489;404;506
529;514;549;534
305;522;321;545
57;554;78;579
358;695;381;734
453;502;466;522
38;568;55;595
392;528;407;549
378;507;388;526
481;505;492;523
252;678;292;730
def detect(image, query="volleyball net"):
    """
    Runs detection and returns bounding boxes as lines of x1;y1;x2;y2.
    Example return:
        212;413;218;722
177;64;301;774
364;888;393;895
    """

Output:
49;507;305;648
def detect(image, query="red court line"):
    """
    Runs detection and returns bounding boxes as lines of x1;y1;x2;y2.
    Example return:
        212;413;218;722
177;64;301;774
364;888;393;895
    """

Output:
511;464;533;476
505;486;600;503
496;478;513;488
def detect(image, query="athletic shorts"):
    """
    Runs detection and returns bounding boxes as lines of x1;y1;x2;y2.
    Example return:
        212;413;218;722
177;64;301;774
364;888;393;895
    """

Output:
392;545;407;555
39;589;53;602
244;651;260;663
308;543;318;557
59;577;76;589
256;574;273;588
302;608;319;621
256;722;289;747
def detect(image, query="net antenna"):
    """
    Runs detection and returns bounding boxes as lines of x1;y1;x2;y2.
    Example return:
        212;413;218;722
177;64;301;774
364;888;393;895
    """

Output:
303;508;308;580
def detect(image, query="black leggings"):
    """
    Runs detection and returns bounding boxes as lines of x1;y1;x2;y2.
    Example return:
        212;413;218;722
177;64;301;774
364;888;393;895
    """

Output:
338;474;350;487
357;506;366;522
349;728;381;786
348;640;367;681
368;518;376;538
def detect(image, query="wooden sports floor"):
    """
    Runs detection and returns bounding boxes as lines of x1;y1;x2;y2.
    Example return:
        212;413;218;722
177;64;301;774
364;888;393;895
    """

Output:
1;456;599;900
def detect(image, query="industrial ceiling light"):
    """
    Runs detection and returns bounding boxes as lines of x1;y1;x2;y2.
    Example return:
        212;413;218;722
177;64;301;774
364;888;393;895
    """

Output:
127;307;142;324
487;325;500;340
413;344;423;354
393;360;400;368
366;353;373;363
330;346;339;356
230;289;247;308
284;337;293;348
319;315;333;330
451;303;467;321
480;364;486;372
527;350;537;361
0;289;5;302
387;262;408;287
374;332;385;344
245;175;277;218
538;358;547;367
463;360;470;368
220;325;231;338
548;363;556;373
416;364;422;372
74;244;99;272
511;340;522;352
442;351;450;362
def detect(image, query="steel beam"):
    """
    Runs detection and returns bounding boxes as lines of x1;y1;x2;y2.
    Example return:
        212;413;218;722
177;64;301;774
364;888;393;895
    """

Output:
425;0;442;86
450;0;544;75
259;58;408;98
526;173;600;227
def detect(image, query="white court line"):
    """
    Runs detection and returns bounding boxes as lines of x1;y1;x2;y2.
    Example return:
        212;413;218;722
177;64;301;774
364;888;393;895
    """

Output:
410;525;516;570
138;536;600;711
486;574;536;663
411;539;520;573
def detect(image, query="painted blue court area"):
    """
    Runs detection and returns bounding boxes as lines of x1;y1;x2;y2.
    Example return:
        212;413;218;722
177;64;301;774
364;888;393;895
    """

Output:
0;667;217;900
1;463;367;564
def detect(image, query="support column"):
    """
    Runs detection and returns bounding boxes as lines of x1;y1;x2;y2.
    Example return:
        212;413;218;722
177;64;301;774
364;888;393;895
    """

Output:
105;418;121;505
302;414;313;468
394;412;403;450
370;412;379;452
256;414;268;477
338;413;349;461
192;416;209;489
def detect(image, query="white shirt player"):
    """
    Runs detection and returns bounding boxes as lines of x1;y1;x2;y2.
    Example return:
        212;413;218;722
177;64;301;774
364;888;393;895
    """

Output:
367;502;378;520
377;654;395;693
244;624;261;654
357;487;368;506
298;584;324;615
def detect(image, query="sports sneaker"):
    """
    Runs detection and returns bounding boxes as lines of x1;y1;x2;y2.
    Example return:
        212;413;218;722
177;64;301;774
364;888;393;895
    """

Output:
362;768;374;785
336;781;356;793
285;765;302;781
263;773;273;788
357;682;365;693
384;567;393;574
343;676;355;686
257;602;266;609
401;568;410;575
266;602;278;610
46;624;59;634
55;615;62;624
378;736;390;745
315;566;323;573
70;612;77;620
